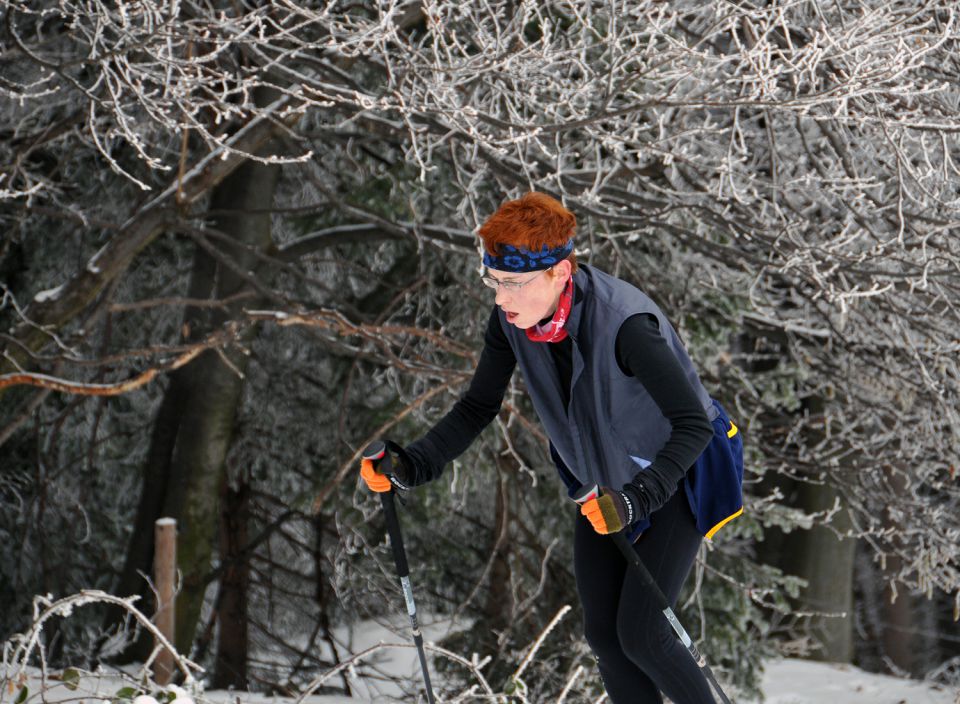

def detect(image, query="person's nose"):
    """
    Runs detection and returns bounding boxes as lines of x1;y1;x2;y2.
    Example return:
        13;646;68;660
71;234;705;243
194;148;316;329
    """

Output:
494;286;512;307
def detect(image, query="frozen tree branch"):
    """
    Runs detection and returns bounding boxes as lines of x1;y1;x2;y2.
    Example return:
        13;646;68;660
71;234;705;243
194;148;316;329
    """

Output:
3;0;959;608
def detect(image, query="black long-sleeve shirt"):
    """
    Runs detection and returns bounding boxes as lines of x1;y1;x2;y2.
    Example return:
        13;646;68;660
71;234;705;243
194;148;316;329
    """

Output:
405;302;713;518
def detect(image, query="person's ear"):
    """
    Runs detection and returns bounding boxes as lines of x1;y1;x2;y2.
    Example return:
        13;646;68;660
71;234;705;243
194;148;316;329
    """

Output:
553;259;572;283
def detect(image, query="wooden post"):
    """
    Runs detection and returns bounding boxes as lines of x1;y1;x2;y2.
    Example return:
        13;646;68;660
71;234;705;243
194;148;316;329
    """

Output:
154;517;177;685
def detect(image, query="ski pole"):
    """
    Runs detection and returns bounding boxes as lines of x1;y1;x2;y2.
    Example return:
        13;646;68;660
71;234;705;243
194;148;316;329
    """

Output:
362;441;436;704
574;485;733;704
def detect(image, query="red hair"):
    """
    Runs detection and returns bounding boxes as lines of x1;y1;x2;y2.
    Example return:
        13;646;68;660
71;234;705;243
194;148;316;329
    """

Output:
479;192;578;273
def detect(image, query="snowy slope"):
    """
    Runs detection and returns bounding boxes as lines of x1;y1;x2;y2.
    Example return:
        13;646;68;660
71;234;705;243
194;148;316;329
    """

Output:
4;658;956;704
4;613;956;704
757;659;957;704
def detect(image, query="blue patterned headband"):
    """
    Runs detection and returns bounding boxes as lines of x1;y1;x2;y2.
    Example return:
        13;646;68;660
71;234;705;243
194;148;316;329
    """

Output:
482;240;574;273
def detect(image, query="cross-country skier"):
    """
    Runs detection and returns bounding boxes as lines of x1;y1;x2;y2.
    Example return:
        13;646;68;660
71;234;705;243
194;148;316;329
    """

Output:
359;191;744;704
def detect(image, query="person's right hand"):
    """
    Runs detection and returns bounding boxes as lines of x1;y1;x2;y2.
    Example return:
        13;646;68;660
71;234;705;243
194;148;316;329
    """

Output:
359;440;414;492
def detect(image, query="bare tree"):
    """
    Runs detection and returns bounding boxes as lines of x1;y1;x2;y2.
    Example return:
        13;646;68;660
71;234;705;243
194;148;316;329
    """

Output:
2;0;959;688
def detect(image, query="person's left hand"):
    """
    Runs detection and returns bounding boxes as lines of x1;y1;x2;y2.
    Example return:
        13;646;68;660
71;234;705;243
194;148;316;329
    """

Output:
580;488;633;534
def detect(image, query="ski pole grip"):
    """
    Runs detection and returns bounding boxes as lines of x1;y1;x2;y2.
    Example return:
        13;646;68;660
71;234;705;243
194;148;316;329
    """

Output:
363;440;393;474
572;484;600;505
364;440;435;702
365;441;412;576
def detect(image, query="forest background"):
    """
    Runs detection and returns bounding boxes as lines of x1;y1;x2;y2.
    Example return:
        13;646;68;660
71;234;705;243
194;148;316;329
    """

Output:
1;1;959;701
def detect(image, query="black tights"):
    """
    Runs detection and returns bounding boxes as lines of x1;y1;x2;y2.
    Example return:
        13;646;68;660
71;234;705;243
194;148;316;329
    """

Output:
574;487;715;704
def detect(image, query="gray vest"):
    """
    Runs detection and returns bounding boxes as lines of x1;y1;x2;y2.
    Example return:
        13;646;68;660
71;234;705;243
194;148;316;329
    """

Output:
499;265;717;489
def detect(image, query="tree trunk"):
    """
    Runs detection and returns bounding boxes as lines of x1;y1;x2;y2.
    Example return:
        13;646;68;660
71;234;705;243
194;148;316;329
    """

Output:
878;466;914;674
741;320;859;666
109;123;281;659
313;511;352;695
104;285;210;661
114;373;189;595
213;475;250;689
780;479;856;662
170;144;281;655
779;397;856;663
879;557;914;673
483;458;513;642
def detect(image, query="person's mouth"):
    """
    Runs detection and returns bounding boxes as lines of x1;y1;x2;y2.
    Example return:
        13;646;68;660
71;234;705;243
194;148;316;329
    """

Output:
504;310;520;324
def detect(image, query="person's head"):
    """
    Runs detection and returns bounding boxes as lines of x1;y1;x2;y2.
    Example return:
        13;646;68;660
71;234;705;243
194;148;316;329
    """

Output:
477;192;577;329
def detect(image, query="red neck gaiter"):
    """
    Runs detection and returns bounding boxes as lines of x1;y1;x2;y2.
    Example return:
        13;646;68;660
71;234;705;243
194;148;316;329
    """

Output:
526;278;574;343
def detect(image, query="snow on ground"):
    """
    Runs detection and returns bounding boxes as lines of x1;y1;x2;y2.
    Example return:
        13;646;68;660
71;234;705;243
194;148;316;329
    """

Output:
757;659;958;704
207;658;958;703
3;657;956;704
296;615;463;702
272;639;960;703
263;617;959;703
4;615;957;704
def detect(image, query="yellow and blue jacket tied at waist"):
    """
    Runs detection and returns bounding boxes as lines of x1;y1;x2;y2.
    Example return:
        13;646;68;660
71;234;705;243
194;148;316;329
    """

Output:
685;399;744;540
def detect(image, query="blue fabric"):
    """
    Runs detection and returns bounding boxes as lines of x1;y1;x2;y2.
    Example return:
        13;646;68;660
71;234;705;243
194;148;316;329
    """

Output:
626;399;743;541
684;399;744;539
482;239;574;272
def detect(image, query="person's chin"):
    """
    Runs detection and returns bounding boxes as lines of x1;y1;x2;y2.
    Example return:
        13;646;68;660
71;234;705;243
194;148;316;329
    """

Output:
505;312;531;329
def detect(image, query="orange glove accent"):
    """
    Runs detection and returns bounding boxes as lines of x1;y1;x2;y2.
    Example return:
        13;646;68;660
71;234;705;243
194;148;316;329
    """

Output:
580;493;627;534
360;458;392;493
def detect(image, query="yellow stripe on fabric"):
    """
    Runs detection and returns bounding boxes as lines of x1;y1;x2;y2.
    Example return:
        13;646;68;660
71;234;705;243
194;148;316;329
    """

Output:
705;507;744;540
727;421;738;438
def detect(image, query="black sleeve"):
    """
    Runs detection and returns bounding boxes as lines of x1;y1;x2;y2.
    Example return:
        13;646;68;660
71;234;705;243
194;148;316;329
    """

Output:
403;307;517;484
615;313;713;518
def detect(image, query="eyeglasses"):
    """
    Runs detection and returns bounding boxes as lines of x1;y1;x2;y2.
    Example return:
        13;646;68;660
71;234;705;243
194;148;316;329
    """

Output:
480;267;551;292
